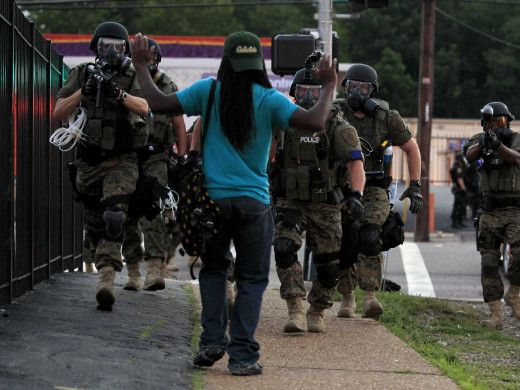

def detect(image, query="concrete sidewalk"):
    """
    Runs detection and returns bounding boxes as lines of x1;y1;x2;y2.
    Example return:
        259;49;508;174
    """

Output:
0;267;460;389
199;288;459;390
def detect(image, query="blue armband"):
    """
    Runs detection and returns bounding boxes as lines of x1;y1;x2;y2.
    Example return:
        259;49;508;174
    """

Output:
349;150;363;160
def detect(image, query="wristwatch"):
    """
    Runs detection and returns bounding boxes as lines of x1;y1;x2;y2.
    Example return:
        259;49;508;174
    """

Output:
118;90;128;102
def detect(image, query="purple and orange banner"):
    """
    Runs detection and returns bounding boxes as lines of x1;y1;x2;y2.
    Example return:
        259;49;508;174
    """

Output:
44;34;273;59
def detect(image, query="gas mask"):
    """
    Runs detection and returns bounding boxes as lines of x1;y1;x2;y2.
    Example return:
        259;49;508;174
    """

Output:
147;54;161;77
345;80;379;117
97;37;126;69
295;84;321;110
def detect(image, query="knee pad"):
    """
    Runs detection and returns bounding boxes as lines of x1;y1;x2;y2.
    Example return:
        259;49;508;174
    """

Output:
481;253;499;275
358;223;381;256
314;252;340;288
274;237;297;268
102;209;126;242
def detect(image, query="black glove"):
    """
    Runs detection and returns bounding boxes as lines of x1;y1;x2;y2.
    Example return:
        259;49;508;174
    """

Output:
485;130;502;150
180;150;201;179
343;190;364;221
81;75;96;97
107;81;121;99
399;180;423;214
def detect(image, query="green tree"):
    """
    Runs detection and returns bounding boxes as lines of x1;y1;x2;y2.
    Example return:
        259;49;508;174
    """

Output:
375;47;416;117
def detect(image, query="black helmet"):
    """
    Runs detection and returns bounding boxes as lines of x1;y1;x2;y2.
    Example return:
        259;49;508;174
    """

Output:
484;101;515;122
341;63;378;92
147;38;162;63
90;22;130;54
289;68;320;97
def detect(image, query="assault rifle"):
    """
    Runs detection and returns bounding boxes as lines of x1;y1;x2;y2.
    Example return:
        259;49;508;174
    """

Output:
480;104;494;173
86;60;113;108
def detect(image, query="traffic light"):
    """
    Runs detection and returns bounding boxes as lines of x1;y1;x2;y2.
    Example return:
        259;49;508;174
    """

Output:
349;0;389;13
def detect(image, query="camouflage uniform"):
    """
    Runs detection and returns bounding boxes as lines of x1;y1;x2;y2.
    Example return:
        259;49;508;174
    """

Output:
272;114;363;309
122;72;180;267
333;98;413;293
57;63;146;272
463;132;520;302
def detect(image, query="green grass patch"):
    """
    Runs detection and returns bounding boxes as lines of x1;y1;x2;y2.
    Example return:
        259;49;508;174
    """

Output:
334;288;520;389
138;318;168;340
183;283;205;390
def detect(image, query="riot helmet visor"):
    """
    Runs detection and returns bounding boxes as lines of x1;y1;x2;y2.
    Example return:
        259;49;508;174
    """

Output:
345;80;373;95
97;37;126;54
295;84;322;99
487;116;508;129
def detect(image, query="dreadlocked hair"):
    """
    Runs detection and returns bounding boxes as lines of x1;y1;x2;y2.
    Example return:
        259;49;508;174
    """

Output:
217;56;272;152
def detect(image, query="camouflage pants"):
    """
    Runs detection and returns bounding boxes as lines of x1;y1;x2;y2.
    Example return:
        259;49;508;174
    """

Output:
122;153;169;264
77;152;139;272
478;206;520;302
274;198;342;309
337;186;390;294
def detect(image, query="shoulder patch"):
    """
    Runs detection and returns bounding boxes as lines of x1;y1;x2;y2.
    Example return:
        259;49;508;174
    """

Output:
389;112;406;132
342;128;358;147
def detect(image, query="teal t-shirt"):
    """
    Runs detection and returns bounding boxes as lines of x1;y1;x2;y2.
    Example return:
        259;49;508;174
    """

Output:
177;78;298;204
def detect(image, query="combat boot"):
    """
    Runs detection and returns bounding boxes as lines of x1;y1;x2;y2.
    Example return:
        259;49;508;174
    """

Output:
160;262;177;280
504;284;520;320
483;300;503;330
306;304;325;333
143;258;166;291
84;262;95;274
337;291;356;318
226;280;236;317
283;297;307;333
96;266;116;311
124;262;141;291
362;291;383;318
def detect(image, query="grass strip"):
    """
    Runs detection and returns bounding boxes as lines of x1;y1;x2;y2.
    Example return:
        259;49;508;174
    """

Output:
334;289;520;390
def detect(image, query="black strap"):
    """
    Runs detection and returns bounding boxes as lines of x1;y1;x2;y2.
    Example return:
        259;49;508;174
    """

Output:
199;79;217;158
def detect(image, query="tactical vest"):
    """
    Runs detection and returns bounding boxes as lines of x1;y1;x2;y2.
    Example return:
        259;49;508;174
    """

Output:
280;127;341;203
334;98;391;173
78;62;149;152
480;133;520;193
147;70;175;147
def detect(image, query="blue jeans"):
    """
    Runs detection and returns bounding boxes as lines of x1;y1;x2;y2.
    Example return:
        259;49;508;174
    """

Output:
199;196;273;366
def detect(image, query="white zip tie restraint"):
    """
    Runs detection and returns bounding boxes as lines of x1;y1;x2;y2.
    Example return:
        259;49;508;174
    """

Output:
49;107;88;151
161;188;179;212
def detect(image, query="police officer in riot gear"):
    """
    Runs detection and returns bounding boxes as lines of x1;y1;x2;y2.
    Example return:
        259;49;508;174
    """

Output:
270;67;365;333
53;22;149;311
333;63;423;319
464;101;520;329
122;37;187;291
450;151;468;229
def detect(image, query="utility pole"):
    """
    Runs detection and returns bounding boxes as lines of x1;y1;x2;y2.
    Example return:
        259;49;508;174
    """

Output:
415;0;435;242
318;0;333;59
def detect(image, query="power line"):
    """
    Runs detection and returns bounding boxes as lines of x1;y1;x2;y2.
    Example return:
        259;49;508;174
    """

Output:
435;6;520;50
18;0;316;11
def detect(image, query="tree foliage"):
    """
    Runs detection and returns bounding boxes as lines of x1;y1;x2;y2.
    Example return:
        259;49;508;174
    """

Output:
21;0;520;119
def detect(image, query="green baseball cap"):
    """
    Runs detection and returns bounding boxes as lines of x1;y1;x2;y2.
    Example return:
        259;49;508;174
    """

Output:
223;31;264;72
